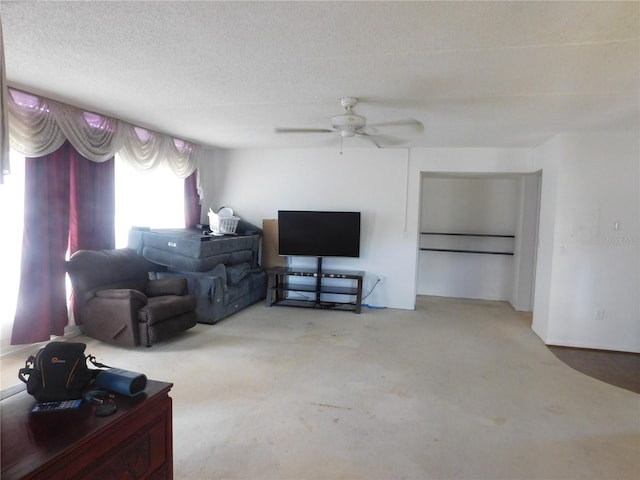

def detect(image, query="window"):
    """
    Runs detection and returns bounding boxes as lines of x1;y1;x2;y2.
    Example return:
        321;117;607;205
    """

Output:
0;151;25;342
0;152;185;343
114;155;185;247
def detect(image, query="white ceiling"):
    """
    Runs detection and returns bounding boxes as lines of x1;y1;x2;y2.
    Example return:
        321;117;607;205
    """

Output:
2;1;638;150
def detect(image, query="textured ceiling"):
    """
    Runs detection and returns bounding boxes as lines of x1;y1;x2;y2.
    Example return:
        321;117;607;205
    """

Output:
2;1;638;149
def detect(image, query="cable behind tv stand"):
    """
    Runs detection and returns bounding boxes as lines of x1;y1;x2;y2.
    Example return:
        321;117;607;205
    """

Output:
265;261;364;314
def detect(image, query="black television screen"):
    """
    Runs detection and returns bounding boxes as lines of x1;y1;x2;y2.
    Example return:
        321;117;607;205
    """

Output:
278;210;361;258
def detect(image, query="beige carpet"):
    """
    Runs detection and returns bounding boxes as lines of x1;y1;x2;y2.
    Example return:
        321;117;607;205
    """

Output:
2;296;639;479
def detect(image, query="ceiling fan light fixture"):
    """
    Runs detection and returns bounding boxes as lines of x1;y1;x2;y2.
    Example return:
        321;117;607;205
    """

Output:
331;113;366;131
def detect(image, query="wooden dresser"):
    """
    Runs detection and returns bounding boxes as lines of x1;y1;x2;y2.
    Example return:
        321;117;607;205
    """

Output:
1;380;173;480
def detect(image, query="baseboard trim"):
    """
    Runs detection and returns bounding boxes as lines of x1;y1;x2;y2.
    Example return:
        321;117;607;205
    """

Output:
63;325;83;338
548;344;640;355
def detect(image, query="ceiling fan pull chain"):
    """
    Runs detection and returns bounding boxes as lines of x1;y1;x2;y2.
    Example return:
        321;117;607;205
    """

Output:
340;134;344;155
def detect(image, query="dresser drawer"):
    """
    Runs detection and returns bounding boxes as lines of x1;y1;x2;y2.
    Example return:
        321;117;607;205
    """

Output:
79;416;167;479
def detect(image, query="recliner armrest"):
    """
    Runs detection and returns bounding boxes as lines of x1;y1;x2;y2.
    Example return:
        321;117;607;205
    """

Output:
82;289;147;347
145;277;189;297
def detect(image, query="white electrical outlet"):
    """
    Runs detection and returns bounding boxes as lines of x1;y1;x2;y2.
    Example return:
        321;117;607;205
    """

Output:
377;275;385;284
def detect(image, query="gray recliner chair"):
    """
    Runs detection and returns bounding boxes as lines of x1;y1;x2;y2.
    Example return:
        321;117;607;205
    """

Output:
66;248;198;347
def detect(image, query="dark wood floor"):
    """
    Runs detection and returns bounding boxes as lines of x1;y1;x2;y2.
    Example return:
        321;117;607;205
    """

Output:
548;346;640;394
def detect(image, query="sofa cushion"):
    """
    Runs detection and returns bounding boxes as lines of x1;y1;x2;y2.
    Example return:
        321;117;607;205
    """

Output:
145;277;189;297
143;246;232;272
224;282;250;304
208;263;226;276
228;250;253;265
226;262;252;285
138;295;197;325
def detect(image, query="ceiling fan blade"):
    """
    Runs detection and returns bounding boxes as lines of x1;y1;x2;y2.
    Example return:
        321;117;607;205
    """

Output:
356;132;382;148
357;131;409;147
275;128;333;134
367;119;424;132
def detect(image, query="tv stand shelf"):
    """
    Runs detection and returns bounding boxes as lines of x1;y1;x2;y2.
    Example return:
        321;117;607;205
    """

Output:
265;267;364;314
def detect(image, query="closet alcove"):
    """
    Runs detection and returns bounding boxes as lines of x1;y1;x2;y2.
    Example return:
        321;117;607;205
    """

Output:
417;173;540;312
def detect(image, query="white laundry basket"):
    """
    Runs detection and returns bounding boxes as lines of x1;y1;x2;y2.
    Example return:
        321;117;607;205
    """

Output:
208;208;239;235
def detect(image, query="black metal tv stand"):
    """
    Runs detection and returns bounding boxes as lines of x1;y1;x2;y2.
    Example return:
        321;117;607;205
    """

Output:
265;259;364;313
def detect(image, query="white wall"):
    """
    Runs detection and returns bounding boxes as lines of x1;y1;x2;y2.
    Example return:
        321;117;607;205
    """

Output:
532;133;640;352
197;147;417;309
509;173;541;311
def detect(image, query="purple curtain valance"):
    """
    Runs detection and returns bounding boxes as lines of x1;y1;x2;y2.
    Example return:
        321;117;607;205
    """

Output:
6;88;198;178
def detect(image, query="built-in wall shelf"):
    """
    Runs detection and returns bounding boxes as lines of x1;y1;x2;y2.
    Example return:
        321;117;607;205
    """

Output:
421;232;515;238
420;232;515;256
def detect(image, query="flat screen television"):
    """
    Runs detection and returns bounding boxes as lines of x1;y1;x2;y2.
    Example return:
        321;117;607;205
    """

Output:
278;210;361;258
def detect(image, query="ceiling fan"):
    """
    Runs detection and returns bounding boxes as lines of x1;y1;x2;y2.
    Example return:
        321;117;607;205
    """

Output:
275;97;424;149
